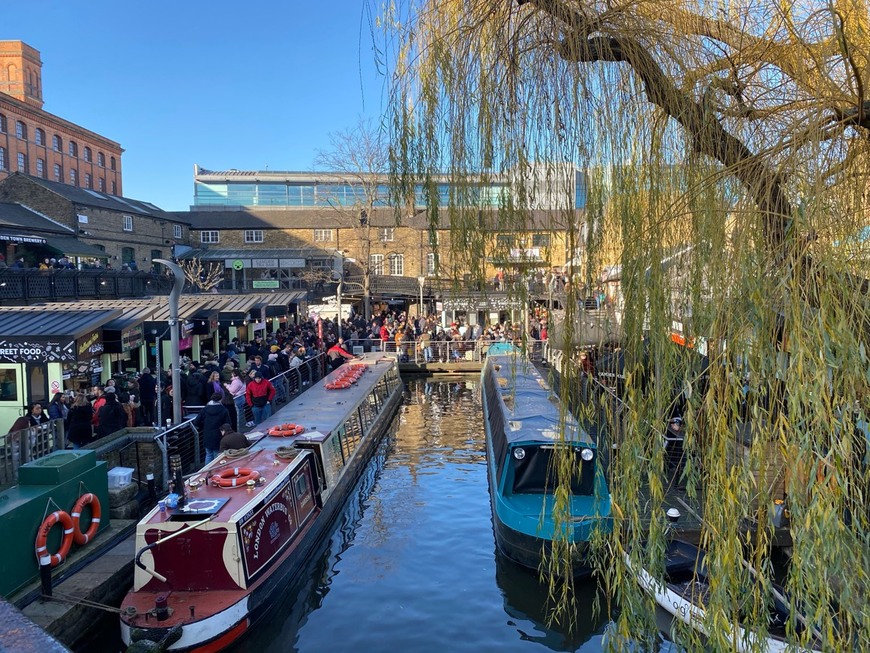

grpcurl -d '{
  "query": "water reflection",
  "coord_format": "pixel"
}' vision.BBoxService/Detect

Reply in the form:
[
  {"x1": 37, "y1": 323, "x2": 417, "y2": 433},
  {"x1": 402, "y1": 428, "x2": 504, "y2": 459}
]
[
  {"x1": 237, "y1": 379, "x2": 614, "y2": 653},
  {"x1": 495, "y1": 552, "x2": 607, "y2": 651}
]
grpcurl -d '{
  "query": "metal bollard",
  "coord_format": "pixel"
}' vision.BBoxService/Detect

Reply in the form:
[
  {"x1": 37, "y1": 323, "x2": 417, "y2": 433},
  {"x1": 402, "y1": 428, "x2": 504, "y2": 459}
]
[
  {"x1": 39, "y1": 556, "x2": 52, "y2": 597},
  {"x1": 146, "y1": 472, "x2": 157, "y2": 502}
]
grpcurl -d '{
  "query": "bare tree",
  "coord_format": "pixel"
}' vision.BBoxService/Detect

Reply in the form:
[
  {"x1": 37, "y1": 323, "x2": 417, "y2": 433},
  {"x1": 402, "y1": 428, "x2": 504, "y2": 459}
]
[
  {"x1": 315, "y1": 118, "x2": 392, "y2": 321},
  {"x1": 178, "y1": 257, "x2": 224, "y2": 293}
]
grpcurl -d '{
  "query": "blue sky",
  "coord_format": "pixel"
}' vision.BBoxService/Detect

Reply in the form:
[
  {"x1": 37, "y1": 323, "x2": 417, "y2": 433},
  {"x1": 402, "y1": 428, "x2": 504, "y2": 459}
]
[{"x1": 5, "y1": 1, "x2": 388, "y2": 210}]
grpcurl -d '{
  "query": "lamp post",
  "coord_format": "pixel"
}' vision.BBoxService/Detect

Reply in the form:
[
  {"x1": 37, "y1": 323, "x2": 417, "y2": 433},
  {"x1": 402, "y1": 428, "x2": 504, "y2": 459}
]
[
  {"x1": 417, "y1": 276, "x2": 426, "y2": 317},
  {"x1": 153, "y1": 258, "x2": 184, "y2": 425}
]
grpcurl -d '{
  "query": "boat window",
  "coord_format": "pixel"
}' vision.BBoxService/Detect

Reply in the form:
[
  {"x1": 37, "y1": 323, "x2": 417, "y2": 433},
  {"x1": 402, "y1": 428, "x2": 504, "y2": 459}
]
[
  {"x1": 511, "y1": 446, "x2": 596, "y2": 495},
  {"x1": 485, "y1": 371, "x2": 509, "y2": 480},
  {"x1": 294, "y1": 470, "x2": 309, "y2": 497}
]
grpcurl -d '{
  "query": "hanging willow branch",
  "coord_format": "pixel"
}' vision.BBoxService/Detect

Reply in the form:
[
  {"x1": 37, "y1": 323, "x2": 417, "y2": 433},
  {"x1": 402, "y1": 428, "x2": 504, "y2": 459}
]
[{"x1": 381, "y1": 0, "x2": 870, "y2": 650}]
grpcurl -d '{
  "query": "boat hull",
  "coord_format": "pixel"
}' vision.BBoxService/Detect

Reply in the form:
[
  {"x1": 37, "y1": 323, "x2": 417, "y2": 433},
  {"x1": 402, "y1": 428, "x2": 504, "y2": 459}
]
[{"x1": 121, "y1": 357, "x2": 403, "y2": 651}]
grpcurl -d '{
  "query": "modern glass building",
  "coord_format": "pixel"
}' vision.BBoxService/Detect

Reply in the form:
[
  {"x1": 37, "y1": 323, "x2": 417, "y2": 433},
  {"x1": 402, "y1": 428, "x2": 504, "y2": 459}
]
[{"x1": 192, "y1": 165, "x2": 587, "y2": 211}]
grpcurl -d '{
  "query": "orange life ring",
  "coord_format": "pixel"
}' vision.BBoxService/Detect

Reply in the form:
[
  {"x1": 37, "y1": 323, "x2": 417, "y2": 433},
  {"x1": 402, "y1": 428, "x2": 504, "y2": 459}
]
[
  {"x1": 211, "y1": 467, "x2": 261, "y2": 488},
  {"x1": 35, "y1": 510, "x2": 74, "y2": 567},
  {"x1": 71, "y1": 493, "x2": 101, "y2": 546},
  {"x1": 268, "y1": 424, "x2": 305, "y2": 437}
]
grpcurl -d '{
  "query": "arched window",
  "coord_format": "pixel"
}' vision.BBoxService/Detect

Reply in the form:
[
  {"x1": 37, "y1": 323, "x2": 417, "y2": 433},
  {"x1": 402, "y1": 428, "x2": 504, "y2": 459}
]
[
  {"x1": 34, "y1": 128, "x2": 45, "y2": 146},
  {"x1": 83, "y1": 146, "x2": 92, "y2": 162},
  {"x1": 110, "y1": 156, "x2": 116, "y2": 171},
  {"x1": 0, "y1": 113, "x2": 7, "y2": 133},
  {"x1": 98, "y1": 177, "x2": 105, "y2": 192},
  {"x1": 52, "y1": 134, "x2": 62, "y2": 151},
  {"x1": 0, "y1": 146, "x2": 6, "y2": 171},
  {"x1": 70, "y1": 169, "x2": 78, "y2": 186},
  {"x1": 15, "y1": 121, "x2": 27, "y2": 140},
  {"x1": 97, "y1": 152, "x2": 105, "y2": 167},
  {"x1": 69, "y1": 141, "x2": 78, "y2": 158},
  {"x1": 53, "y1": 163, "x2": 62, "y2": 182}
]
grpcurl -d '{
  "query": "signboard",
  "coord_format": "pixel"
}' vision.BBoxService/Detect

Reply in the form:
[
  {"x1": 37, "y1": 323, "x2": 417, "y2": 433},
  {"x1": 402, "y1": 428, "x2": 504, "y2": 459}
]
[
  {"x1": 252, "y1": 280, "x2": 279, "y2": 289},
  {"x1": 279, "y1": 258, "x2": 306, "y2": 268},
  {"x1": 0, "y1": 233, "x2": 46, "y2": 244},
  {"x1": 0, "y1": 338, "x2": 76, "y2": 363},
  {"x1": 240, "y1": 483, "x2": 299, "y2": 579},
  {"x1": 182, "y1": 321, "x2": 194, "y2": 336},
  {"x1": 178, "y1": 335, "x2": 193, "y2": 351},
  {"x1": 76, "y1": 329, "x2": 104, "y2": 359},
  {"x1": 121, "y1": 324, "x2": 144, "y2": 352},
  {"x1": 252, "y1": 258, "x2": 278, "y2": 269},
  {"x1": 509, "y1": 247, "x2": 542, "y2": 261}
]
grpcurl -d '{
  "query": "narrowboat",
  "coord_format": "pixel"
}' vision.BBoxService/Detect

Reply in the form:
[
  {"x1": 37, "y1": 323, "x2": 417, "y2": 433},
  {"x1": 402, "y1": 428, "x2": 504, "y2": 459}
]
[
  {"x1": 120, "y1": 354, "x2": 402, "y2": 651},
  {"x1": 626, "y1": 539, "x2": 824, "y2": 653},
  {"x1": 481, "y1": 345, "x2": 611, "y2": 575}
]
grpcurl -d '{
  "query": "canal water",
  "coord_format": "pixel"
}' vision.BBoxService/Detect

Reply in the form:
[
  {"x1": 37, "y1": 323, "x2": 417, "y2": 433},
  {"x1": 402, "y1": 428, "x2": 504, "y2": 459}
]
[{"x1": 236, "y1": 378, "x2": 613, "y2": 653}]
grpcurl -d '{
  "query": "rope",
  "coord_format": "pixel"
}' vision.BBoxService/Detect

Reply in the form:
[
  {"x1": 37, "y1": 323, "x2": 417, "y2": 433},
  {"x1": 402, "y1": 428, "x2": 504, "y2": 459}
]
[
  {"x1": 221, "y1": 447, "x2": 251, "y2": 460},
  {"x1": 275, "y1": 446, "x2": 298, "y2": 459},
  {"x1": 44, "y1": 590, "x2": 124, "y2": 614}
]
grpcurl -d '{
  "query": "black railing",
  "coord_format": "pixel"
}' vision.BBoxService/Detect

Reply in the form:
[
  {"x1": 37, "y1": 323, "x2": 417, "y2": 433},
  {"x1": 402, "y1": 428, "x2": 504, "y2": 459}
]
[{"x1": 0, "y1": 269, "x2": 174, "y2": 304}]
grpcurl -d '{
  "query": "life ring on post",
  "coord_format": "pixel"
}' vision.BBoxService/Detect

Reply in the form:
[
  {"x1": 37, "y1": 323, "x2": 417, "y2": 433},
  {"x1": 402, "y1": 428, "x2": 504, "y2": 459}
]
[
  {"x1": 267, "y1": 424, "x2": 305, "y2": 437},
  {"x1": 211, "y1": 467, "x2": 261, "y2": 488},
  {"x1": 71, "y1": 493, "x2": 101, "y2": 545},
  {"x1": 35, "y1": 510, "x2": 74, "y2": 567}
]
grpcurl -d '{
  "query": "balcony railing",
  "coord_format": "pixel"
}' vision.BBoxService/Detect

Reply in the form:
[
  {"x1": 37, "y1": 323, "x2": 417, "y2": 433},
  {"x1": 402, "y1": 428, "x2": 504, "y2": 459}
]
[{"x1": 0, "y1": 269, "x2": 174, "y2": 304}]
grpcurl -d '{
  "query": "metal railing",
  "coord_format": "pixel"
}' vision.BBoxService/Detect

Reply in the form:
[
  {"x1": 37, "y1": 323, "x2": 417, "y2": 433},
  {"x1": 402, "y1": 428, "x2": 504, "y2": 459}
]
[
  {"x1": 0, "y1": 268, "x2": 173, "y2": 304},
  {"x1": 0, "y1": 419, "x2": 66, "y2": 490},
  {"x1": 366, "y1": 337, "x2": 546, "y2": 364}
]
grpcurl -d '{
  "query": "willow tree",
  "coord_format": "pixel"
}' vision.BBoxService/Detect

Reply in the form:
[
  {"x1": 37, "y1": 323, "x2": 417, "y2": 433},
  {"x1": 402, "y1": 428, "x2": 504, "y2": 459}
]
[{"x1": 383, "y1": 1, "x2": 870, "y2": 650}]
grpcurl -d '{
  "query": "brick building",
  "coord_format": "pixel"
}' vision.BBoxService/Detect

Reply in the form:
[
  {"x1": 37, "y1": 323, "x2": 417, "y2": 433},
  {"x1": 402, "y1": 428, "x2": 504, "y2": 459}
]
[
  {"x1": 0, "y1": 173, "x2": 186, "y2": 268},
  {"x1": 0, "y1": 40, "x2": 123, "y2": 195}
]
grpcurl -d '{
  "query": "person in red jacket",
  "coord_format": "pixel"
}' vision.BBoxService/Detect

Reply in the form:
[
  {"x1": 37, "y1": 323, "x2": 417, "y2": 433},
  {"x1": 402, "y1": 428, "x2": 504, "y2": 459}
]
[
  {"x1": 91, "y1": 386, "x2": 106, "y2": 426},
  {"x1": 327, "y1": 338, "x2": 355, "y2": 371},
  {"x1": 245, "y1": 371, "x2": 276, "y2": 425}
]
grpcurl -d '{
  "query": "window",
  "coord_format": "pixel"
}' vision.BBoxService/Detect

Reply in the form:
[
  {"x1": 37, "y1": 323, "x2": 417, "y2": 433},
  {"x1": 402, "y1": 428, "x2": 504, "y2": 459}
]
[
  {"x1": 54, "y1": 163, "x2": 62, "y2": 181},
  {"x1": 173, "y1": 224, "x2": 183, "y2": 239},
  {"x1": 0, "y1": 147, "x2": 5, "y2": 171},
  {"x1": 83, "y1": 147, "x2": 92, "y2": 162},
  {"x1": 84, "y1": 173, "x2": 92, "y2": 189},
  {"x1": 97, "y1": 152, "x2": 105, "y2": 167},
  {"x1": 36, "y1": 158, "x2": 45, "y2": 178},
  {"x1": 121, "y1": 246, "x2": 135, "y2": 263},
  {"x1": 69, "y1": 141, "x2": 78, "y2": 158},
  {"x1": 70, "y1": 169, "x2": 77, "y2": 186},
  {"x1": 427, "y1": 252, "x2": 436, "y2": 275},
  {"x1": 15, "y1": 121, "x2": 27, "y2": 140},
  {"x1": 111, "y1": 180, "x2": 117, "y2": 195},
  {"x1": 379, "y1": 227, "x2": 395, "y2": 242},
  {"x1": 53, "y1": 134, "x2": 62, "y2": 151},
  {"x1": 0, "y1": 113, "x2": 6, "y2": 133},
  {"x1": 314, "y1": 229, "x2": 333, "y2": 242},
  {"x1": 110, "y1": 156, "x2": 116, "y2": 170},
  {"x1": 388, "y1": 253, "x2": 404, "y2": 276},
  {"x1": 244, "y1": 229, "x2": 263, "y2": 243},
  {"x1": 200, "y1": 230, "x2": 219, "y2": 244},
  {"x1": 122, "y1": 215, "x2": 133, "y2": 231},
  {"x1": 532, "y1": 233, "x2": 551, "y2": 248},
  {"x1": 17, "y1": 152, "x2": 27, "y2": 173},
  {"x1": 98, "y1": 177, "x2": 105, "y2": 191},
  {"x1": 34, "y1": 128, "x2": 45, "y2": 146},
  {"x1": 496, "y1": 234, "x2": 515, "y2": 247},
  {"x1": 369, "y1": 254, "x2": 384, "y2": 275},
  {"x1": 0, "y1": 369, "x2": 18, "y2": 401}
]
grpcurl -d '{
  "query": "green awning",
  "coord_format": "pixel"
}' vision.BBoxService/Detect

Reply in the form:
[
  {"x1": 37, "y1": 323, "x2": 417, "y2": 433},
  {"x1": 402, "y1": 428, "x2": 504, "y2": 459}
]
[{"x1": 44, "y1": 235, "x2": 110, "y2": 258}]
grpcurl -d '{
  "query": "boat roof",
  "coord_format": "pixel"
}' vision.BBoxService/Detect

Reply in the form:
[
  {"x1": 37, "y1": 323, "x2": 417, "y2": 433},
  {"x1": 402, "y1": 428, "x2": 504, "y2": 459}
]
[
  {"x1": 140, "y1": 354, "x2": 397, "y2": 528},
  {"x1": 487, "y1": 353, "x2": 594, "y2": 447}
]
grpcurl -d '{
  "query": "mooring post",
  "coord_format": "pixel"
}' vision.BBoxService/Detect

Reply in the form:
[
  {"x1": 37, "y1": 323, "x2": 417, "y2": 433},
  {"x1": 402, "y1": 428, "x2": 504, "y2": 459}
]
[{"x1": 39, "y1": 556, "x2": 52, "y2": 598}]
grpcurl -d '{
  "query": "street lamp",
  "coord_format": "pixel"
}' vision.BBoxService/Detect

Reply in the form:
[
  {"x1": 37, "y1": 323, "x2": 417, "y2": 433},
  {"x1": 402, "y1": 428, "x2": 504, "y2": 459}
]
[
  {"x1": 417, "y1": 276, "x2": 426, "y2": 317},
  {"x1": 335, "y1": 251, "x2": 344, "y2": 340},
  {"x1": 153, "y1": 258, "x2": 184, "y2": 425}
]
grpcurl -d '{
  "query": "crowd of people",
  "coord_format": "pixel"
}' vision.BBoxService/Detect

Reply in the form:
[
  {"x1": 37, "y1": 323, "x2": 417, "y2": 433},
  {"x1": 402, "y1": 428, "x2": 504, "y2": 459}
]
[{"x1": 5, "y1": 307, "x2": 548, "y2": 453}]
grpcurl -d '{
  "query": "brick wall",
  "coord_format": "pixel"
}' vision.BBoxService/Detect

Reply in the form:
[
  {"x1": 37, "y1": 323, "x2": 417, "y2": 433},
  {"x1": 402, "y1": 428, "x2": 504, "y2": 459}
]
[{"x1": 0, "y1": 95, "x2": 122, "y2": 194}]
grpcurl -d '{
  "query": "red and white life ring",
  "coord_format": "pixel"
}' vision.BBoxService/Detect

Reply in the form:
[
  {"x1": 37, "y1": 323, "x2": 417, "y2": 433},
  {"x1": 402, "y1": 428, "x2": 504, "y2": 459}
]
[
  {"x1": 211, "y1": 467, "x2": 261, "y2": 488},
  {"x1": 267, "y1": 424, "x2": 305, "y2": 437},
  {"x1": 35, "y1": 510, "x2": 74, "y2": 567},
  {"x1": 71, "y1": 493, "x2": 101, "y2": 546}
]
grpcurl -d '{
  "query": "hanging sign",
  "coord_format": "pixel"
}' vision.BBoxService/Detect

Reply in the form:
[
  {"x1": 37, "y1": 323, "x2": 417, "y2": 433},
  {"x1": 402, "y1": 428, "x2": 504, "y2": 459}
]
[
  {"x1": 121, "y1": 324, "x2": 144, "y2": 352},
  {"x1": 76, "y1": 329, "x2": 104, "y2": 359},
  {"x1": 0, "y1": 338, "x2": 76, "y2": 363}
]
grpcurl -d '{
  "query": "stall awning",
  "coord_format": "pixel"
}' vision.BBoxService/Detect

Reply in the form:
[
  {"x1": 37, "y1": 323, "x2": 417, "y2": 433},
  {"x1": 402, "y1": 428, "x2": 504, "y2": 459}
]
[
  {"x1": 102, "y1": 306, "x2": 156, "y2": 354},
  {"x1": 0, "y1": 308, "x2": 121, "y2": 363},
  {"x1": 44, "y1": 235, "x2": 110, "y2": 259}
]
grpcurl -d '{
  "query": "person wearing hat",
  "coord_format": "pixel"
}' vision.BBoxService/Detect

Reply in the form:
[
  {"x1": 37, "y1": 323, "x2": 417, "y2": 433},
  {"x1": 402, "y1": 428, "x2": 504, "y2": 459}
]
[
  {"x1": 219, "y1": 423, "x2": 248, "y2": 452},
  {"x1": 245, "y1": 371, "x2": 276, "y2": 425},
  {"x1": 97, "y1": 387, "x2": 126, "y2": 439}
]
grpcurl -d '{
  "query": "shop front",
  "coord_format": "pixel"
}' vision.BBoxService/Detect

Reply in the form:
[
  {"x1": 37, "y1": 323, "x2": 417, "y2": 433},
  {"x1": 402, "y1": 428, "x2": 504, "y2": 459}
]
[
  {"x1": 0, "y1": 309, "x2": 120, "y2": 432},
  {"x1": 102, "y1": 307, "x2": 154, "y2": 379}
]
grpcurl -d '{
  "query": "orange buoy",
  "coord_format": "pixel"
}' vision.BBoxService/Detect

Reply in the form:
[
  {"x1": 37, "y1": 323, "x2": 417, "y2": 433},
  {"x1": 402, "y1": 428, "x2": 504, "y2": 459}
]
[{"x1": 211, "y1": 467, "x2": 261, "y2": 488}]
